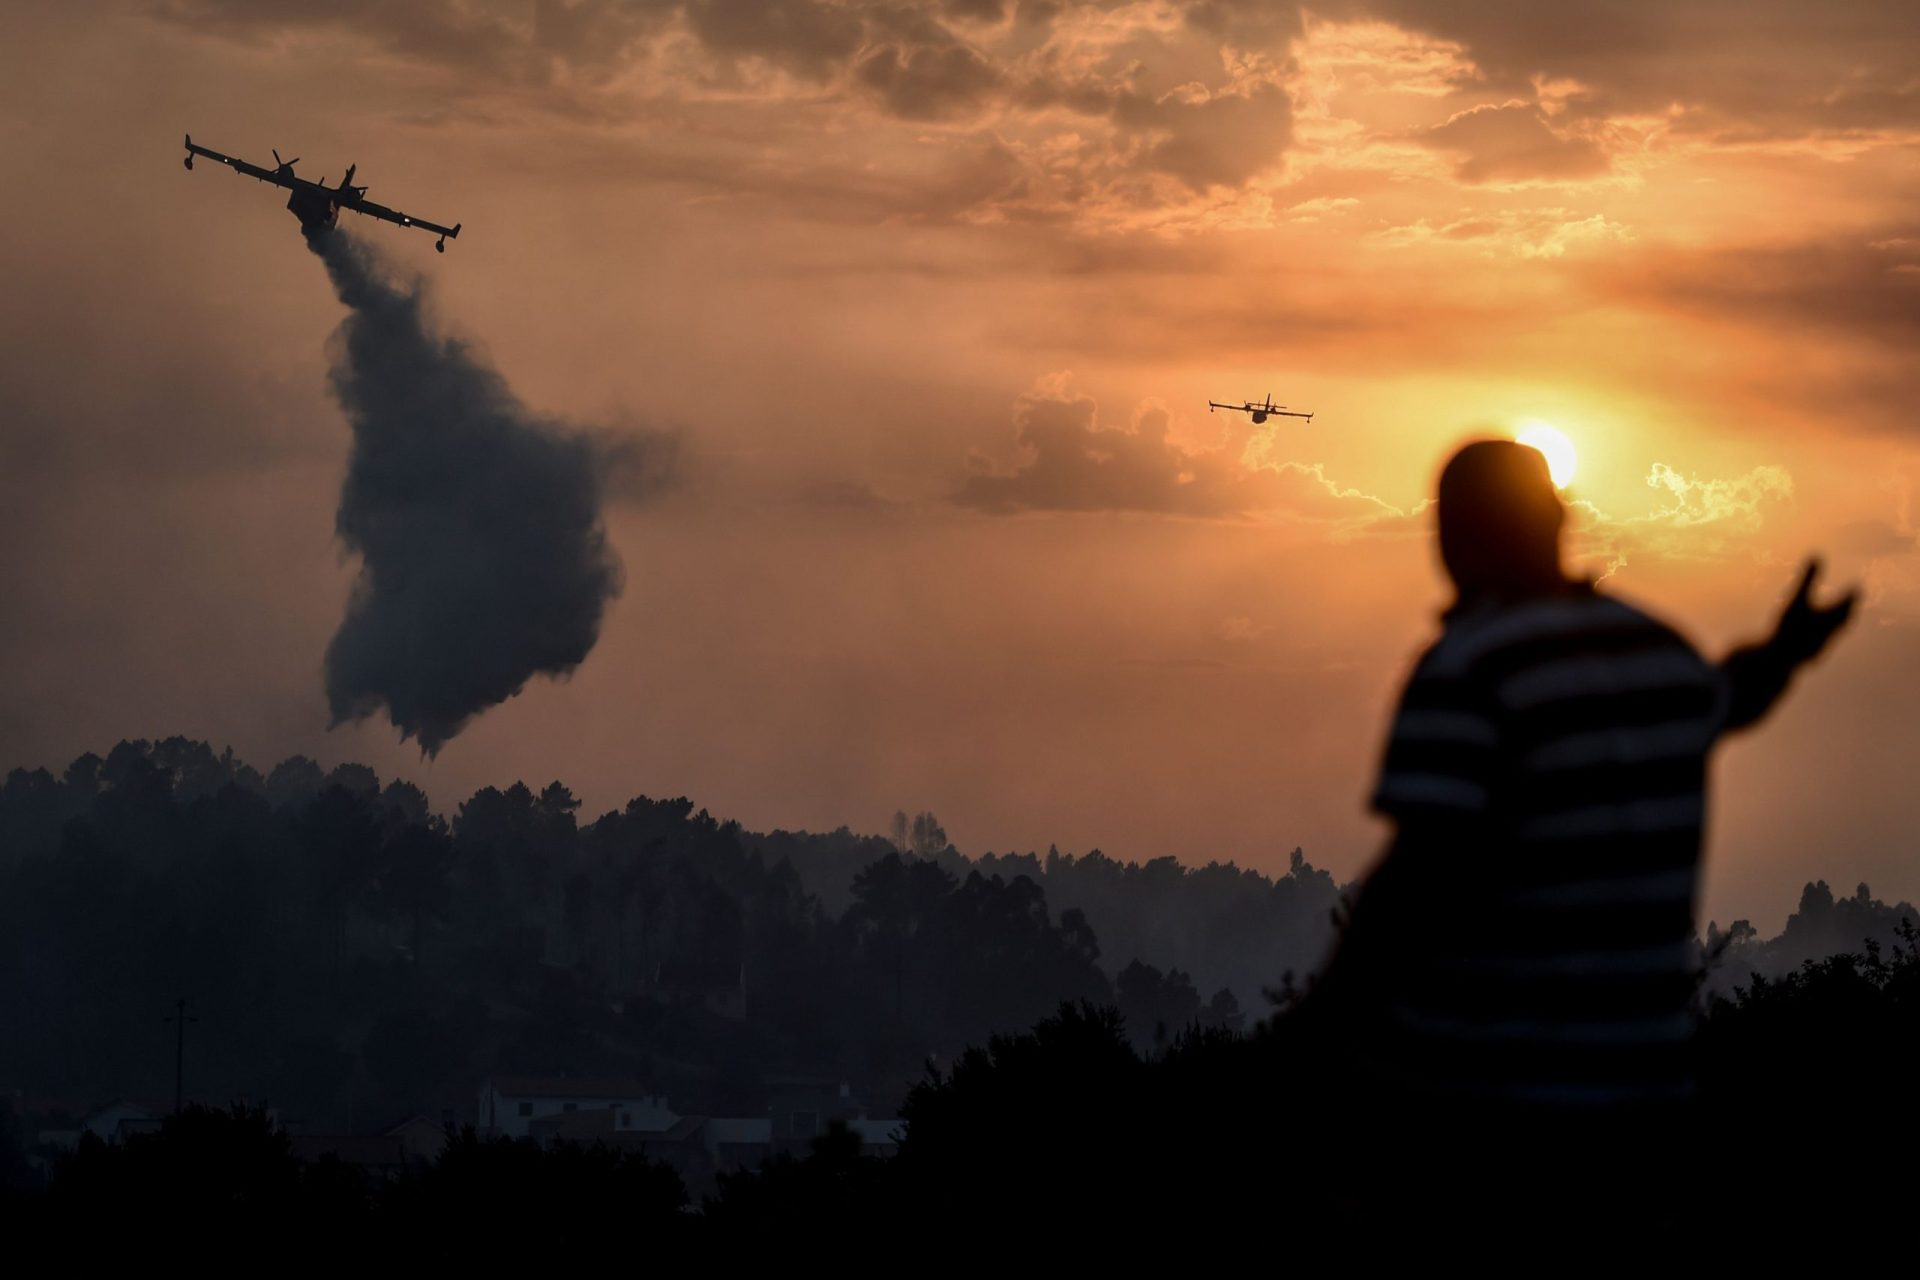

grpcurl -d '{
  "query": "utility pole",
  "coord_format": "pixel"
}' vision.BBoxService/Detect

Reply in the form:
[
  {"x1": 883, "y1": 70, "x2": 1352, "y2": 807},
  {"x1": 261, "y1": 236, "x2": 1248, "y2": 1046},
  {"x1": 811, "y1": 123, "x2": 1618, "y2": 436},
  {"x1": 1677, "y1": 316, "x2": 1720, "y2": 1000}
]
[{"x1": 162, "y1": 997, "x2": 197, "y2": 1114}]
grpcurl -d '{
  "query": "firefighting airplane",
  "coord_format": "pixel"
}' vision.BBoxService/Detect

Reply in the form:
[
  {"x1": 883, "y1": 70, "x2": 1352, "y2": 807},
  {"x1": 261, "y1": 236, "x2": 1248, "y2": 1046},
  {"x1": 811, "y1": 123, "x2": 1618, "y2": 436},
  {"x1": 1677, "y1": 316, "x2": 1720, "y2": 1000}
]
[
  {"x1": 182, "y1": 135, "x2": 462, "y2": 252},
  {"x1": 1207, "y1": 393, "x2": 1313, "y2": 425}
]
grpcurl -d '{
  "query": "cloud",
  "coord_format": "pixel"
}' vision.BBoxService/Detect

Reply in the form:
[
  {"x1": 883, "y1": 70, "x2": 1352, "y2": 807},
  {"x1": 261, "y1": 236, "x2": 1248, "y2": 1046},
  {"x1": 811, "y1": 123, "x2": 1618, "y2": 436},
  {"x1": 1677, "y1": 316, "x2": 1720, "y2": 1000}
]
[
  {"x1": 955, "y1": 375, "x2": 1401, "y2": 523},
  {"x1": 1569, "y1": 460, "x2": 1797, "y2": 579},
  {"x1": 854, "y1": 36, "x2": 1005, "y2": 121},
  {"x1": 1618, "y1": 230, "x2": 1920, "y2": 349},
  {"x1": 1135, "y1": 79, "x2": 1296, "y2": 191},
  {"x1": 683, "y1": 0, "x2": 866, "y2": 81},
  {"x1": 1314, "y1": 0, "x2": 1920, "y2": 142},
  {"x1": 1416, "y1": 100, "x2": 1610, "y2": 183},
  {"x1": 1640, "y1": 462, "x2": 1794, "y2": 527},
  {"x1": 149, "y1": 0, "x2": 617, "y2": 86},
  {"x1": 1602, "y1": 228, "x2": 1920, "y2": 435},
  {"x1": 147, "y1": 0, "x2": 1920, "y2": 246},
  {"x1": 149, "y1": 0, "x2": 1301, "y2": 226},
  {"x1": 1379, "y1": 206, "x2": 1633, "y2": 257}
]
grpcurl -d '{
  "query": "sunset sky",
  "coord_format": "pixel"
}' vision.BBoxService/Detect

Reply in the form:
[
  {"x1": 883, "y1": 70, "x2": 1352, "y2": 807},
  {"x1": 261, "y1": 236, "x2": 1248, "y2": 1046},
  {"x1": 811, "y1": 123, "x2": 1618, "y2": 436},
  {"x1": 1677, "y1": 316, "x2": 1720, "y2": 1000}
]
[{"x1": 4, "y1": 1, "x2": 1918, "y2": 930}]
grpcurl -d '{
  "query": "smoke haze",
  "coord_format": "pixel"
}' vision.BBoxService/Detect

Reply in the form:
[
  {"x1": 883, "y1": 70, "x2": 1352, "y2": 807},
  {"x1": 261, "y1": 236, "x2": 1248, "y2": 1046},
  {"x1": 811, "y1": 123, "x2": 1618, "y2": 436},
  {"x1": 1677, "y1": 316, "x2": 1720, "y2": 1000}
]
[{"x1": 306, "y1": 228, "x2": 627, "y2": 755}]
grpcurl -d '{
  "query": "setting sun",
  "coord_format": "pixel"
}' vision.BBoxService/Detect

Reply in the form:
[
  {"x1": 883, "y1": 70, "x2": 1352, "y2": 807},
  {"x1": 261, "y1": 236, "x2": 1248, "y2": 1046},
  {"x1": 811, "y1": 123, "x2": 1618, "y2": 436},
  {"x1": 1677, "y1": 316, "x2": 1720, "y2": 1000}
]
[{"x1": 1516, "y1": 422, "x2": 1578, "y2": 488}]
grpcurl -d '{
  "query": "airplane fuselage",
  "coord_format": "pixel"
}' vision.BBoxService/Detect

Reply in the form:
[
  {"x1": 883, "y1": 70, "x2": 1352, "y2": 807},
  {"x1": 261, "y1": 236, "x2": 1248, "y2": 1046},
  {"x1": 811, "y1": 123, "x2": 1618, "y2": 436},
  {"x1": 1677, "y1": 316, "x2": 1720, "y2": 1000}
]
[{"x1": 285, "y1": 178, "x2": 339, "y2": 232}]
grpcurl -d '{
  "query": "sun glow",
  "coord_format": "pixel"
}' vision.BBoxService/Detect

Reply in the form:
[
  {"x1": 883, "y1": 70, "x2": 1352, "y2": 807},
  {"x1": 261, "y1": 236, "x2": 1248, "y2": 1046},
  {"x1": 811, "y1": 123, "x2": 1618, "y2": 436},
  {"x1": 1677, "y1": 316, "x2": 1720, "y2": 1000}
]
[{"x1": 1515, "y1": 421, "x2": 1578, "y2": 488}]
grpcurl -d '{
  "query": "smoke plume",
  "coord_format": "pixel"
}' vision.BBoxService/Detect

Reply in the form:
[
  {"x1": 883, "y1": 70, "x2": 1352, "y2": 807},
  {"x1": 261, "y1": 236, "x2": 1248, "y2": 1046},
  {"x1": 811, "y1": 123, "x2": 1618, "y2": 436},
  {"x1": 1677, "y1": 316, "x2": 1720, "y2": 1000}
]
[{"x1": 305, "y1": 228, "x2": 627, "y2": 755}]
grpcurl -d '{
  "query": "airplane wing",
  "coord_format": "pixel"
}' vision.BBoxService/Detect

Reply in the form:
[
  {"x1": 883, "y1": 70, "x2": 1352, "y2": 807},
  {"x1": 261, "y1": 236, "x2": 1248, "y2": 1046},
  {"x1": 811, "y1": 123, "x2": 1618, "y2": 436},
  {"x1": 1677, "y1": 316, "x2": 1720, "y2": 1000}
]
[
  {"x1": 185, "y1": 138, "x2": 297, "y2": 189},
  {"x1": 336, "y1": 191, "x2": 461, "y2": 241}
]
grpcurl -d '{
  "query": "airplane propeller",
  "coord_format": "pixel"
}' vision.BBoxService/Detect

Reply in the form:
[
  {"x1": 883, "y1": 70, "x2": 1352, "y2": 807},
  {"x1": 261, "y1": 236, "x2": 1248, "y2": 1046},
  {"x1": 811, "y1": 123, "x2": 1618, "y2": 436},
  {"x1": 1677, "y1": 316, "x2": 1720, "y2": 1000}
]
[{"x1": 272, "y1": 148, "x2": 300, "y2": 170}]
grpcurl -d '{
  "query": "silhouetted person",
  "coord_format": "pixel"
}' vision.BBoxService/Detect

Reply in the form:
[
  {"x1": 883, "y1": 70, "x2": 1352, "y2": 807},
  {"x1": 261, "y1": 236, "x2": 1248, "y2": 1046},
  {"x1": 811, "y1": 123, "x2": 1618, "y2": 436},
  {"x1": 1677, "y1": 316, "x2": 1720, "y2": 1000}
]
[{"x1": 1313, "y1": 439, "x2": 1854, "y2": 1236}]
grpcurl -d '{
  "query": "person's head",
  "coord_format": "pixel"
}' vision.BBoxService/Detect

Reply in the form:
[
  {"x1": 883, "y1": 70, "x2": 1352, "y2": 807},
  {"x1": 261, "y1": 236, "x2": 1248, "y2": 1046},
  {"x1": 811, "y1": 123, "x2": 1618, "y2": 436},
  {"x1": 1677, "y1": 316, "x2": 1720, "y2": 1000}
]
[{"x1": 1436, "y1": 439, "x2": 1569, "y2": 604}]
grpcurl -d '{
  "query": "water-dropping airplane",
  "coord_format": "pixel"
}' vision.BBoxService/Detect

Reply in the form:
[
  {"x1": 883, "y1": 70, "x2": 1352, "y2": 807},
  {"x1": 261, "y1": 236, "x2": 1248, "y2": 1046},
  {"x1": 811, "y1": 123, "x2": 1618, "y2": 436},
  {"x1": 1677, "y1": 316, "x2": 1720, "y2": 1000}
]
[
  {"x1": 182, "y1": 134, "x2": 462, "y2": 252},
  {"x1": 1207, "y1": 393, "x2": 1313, "y2": 425}
]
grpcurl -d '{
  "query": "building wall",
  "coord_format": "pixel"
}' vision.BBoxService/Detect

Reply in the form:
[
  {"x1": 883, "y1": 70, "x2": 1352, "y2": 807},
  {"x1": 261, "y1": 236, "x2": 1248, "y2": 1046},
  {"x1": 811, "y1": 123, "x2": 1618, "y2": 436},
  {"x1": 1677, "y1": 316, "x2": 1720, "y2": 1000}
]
[{"x1": 480, "y1": 1084, "x2": 677, "y2": 1139}]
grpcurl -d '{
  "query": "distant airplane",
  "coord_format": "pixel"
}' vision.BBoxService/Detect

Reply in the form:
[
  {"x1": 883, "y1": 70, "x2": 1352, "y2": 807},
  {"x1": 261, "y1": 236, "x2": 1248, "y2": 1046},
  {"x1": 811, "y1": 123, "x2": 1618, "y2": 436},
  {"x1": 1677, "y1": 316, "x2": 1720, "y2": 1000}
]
[
  {"x1": 1208, "y1": 393, "x2": 1313, "y2": 425},
  {"x1": 182, "y1": 134, "x2": 462, "y2": 252}
]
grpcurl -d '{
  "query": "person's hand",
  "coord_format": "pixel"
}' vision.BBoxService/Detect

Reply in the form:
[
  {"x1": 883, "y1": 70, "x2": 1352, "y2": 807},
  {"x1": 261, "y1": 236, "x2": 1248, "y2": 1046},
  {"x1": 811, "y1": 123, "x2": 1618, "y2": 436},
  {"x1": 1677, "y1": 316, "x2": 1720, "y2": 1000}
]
[{"x1": 1770, "y1": 559, "x2": 1857, "y2": 667}]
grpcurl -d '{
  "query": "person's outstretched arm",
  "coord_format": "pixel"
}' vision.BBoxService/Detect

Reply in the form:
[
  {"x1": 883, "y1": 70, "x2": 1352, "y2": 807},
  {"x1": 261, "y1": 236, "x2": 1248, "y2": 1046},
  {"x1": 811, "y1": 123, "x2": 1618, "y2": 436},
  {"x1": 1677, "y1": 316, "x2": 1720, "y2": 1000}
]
[{"x1": 1721, "y1": 559, "x2": 1857, "y2": 734}]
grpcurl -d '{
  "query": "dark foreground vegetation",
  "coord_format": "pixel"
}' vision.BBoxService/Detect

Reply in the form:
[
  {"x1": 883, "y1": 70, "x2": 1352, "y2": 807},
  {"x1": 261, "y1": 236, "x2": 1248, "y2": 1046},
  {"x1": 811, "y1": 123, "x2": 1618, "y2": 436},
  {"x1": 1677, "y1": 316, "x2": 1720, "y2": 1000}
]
[
  {"x1": 3, "y1": 737, "x2": 1916, "y2": 1246},
  {"x1": 7, "y1": 930, "x2": 1917, "y2": 1250}
]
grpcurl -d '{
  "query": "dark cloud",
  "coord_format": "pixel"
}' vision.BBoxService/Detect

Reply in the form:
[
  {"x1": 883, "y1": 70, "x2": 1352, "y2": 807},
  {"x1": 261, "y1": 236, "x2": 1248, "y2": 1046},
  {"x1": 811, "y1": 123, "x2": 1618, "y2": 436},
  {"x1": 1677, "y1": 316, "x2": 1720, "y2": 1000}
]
[
  {"x1": 530, "y1": 0, "x2": 676, "y2": 76},
  {"x1": 1011, "y1": 62, "x2": 1295, "y2": 195},
  {"x1": 1183, "y1": 0, "x2": 1306, "y2": 43},
  {"x1": 855, "y1": 39, "x2": 1005, "y2": 121},
  {"x1": 1136, "y1": 81, "x2": 1295, "y2": 191},
  {"x1": 1417, "y1": 102, "x2": 1609, "y2": 183},
  {"x1": 152, "y1": 1, "x2": 1920, "y2": 153},
  {"x1": 1616, "y1": 230, "x2": 1920, "y2": 348},
  {"x1": 1587, "y1": 227, "x2": 1920, "y2": 434},
  {"x1": 151, "y1": 1, "x2": 1298, "y2": 208},
  {"x1": 943, "y1": 0, "x2": 1009, "y2": 21},
  {"x1": 955, "y1": 380, "x2": 1399, "y2": 521},
  {"x1": 683, "y1": 0, "x2": 865, "y2": 81},
  {"x1": 1319, "y1": 0, "x2": 1920, "y2": 139},
  {"x1": 150, "y1": 0, "x2": 563, "y2": 84},
  {"x1": 306, "y1": 228, "x2": 642, "y2": 755}
]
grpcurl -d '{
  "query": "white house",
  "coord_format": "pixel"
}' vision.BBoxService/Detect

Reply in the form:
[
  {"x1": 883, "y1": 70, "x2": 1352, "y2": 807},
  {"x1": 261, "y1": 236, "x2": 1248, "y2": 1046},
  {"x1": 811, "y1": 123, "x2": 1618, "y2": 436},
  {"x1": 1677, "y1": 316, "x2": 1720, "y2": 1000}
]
[{"x1": 478, "y1": 1076, "x2": 678, "y2": 1139}]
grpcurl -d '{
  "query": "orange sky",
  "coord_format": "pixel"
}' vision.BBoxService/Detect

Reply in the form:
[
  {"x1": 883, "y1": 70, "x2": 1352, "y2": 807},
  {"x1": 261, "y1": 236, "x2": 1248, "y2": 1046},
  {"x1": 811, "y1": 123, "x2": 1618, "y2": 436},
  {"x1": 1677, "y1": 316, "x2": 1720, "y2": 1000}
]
[{"x1": 3, "y1": 2, "x2": 1918, "y2": 929}]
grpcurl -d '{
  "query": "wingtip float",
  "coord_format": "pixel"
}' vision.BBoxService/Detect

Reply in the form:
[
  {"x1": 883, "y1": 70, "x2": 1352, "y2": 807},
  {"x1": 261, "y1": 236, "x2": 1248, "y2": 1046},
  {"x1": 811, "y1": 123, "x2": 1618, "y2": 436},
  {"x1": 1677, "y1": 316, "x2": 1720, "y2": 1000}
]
[{"x1": 183, "y1": 133, "x2": 462, "y2": 252}]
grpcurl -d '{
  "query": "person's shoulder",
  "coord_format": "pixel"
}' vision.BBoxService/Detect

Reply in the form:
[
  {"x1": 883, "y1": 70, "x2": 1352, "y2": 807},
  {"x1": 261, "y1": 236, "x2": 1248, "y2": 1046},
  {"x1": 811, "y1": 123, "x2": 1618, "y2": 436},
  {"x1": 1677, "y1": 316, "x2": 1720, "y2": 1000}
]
[
  {"x1": 1581, "y1": 587, "x2": 1699, "y2": 651},
  {"x1": 1442, "y1": 585, "x2": 1696, "y2": 664}
]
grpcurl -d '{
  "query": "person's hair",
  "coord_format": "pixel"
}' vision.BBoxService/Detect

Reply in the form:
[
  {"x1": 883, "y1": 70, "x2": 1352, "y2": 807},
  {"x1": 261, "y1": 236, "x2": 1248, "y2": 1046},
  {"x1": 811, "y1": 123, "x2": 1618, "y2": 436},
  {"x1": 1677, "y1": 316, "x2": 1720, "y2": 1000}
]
[{"x1": 1436, "y1": 439, "x2": 1569, "y2": 606}]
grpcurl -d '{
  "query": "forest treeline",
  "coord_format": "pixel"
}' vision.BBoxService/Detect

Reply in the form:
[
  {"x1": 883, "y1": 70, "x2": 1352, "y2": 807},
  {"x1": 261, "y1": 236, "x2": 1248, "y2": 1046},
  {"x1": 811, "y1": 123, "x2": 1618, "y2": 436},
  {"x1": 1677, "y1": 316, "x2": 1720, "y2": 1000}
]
[
  {"x1": 1, "y1": 737, "x2": 1911, "y2": 1137},
  {"x1": 0, "y1": 739, "x2": 1249, "y2": 1130},
  {"x1": 752, "y1": 813, "x2": 1342, "y2": 1014}
]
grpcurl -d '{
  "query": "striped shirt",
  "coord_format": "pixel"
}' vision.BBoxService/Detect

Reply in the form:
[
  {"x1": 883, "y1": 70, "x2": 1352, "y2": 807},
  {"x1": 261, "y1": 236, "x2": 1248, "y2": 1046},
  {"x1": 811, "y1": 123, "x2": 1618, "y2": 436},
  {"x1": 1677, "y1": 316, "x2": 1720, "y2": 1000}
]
[{"x1": 1363, "y1": 586, "x2": 1725, "y2": 1106}]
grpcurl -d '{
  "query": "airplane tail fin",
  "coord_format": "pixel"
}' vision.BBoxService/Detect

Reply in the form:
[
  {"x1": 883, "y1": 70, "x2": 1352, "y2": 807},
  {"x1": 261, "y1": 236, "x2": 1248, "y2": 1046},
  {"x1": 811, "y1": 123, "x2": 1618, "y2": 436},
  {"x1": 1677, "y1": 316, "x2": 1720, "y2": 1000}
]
[{"x1": 451, "y1": 223, "x2": 462, "y2": 238}]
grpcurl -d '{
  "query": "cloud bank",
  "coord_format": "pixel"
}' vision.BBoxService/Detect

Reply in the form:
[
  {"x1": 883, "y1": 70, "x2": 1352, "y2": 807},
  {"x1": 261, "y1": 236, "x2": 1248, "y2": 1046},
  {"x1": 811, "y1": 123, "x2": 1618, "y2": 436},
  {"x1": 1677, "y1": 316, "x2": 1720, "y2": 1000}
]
[{"x1": 956, "y1": 376, "x2": 1400, "y2": 524}]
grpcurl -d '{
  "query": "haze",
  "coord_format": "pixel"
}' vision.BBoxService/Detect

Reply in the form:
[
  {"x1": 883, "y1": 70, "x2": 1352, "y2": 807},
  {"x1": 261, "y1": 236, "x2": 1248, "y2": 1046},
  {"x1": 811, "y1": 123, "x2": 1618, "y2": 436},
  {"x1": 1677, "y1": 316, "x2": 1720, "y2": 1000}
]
[{"x1": 4, "y1": 1, "x2": 1918, "y2": 931}]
